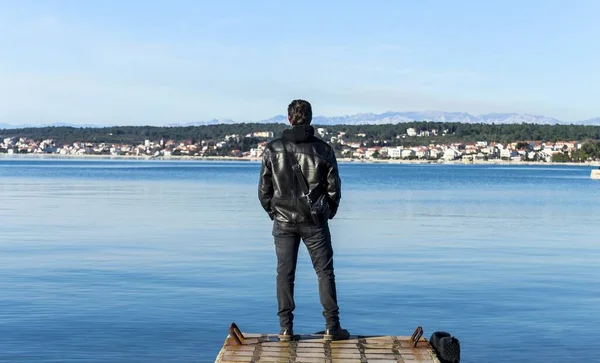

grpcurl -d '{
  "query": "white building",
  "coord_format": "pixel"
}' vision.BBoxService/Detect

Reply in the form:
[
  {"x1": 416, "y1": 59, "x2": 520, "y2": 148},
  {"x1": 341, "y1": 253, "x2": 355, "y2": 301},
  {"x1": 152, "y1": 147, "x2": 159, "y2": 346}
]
[
  {"x1": 429, "y1": 148, "x2": 442, "y2": 159},
  {"x1": 250, "y1": 148, "x2": 264, "y2": 158},
  {"x1": 443, "y1": 148, "x2": 460, "y2": 161},
  {"x1": 401, "y1": 149, "x2": 415, "y2": 158},
  {"x1": 388, "y1": 147, "x2": 402, "y2": 159},
  {"x1": 415, "y1": 148, "x2": 430, "y2": 159},
  {"x1": 500, "y1": 149, "x2": 519, "y2": 159},
  {"x1": 248, "y1": 131, "x2": 274, "y2": 138}
]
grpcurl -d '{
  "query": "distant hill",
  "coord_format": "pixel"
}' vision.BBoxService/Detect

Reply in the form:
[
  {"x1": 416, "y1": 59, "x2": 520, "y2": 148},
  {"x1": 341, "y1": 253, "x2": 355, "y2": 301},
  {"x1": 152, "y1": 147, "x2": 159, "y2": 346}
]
[
  {"x1": 2, "y1": 111, "x2": 600, "y2": 129},
  {"x1": 185, "y1": 111, "x2": 599, "y2": 126},
  {"x1": 311, "y1": 111, "x2": 565, "y2": 125},
  {"x1": 0, "y1": 122, "x2": 103, "y2": 129},
  {"x1": 581, "y1": 118, "x2": 600, "y2": 126}
]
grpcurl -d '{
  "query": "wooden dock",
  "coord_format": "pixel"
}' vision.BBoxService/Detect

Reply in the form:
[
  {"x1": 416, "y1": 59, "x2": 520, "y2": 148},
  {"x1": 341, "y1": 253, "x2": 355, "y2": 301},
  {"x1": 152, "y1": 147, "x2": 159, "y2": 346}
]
[{"x1": 215, "y1": 323, "x2": 443, "y2": 363}]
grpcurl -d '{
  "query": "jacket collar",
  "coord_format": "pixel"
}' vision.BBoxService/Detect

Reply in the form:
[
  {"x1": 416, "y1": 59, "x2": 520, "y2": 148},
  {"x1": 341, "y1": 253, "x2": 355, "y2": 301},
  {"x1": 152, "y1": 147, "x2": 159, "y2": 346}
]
[{"x1": 282, "y1": 125, "x2": 315, "y2": 144}]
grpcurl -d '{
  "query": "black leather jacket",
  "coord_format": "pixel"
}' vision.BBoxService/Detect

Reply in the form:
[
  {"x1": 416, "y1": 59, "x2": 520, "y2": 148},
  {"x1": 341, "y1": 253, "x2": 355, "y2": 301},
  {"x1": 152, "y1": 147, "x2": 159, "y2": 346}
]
[{"x1": 258, "y1": 125, "x2": 341, "y2": 224}]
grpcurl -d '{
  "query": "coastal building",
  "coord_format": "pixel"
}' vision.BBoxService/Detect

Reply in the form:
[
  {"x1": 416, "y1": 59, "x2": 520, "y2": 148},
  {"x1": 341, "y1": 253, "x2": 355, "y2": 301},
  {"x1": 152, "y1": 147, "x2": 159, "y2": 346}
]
[
  {"x1": 429, "y1": 148, "x2": 442, "y2": 159},
  {"x1": 464, "y1": 144, "x2": 478, "y2": 154},
  {"x1": 500, "y1": 149, "x2": 514, "y2": 159},
  {"x1": 401, "y1": 148, "x2": 415, "y2": 158},
  {"x1": 554, "y1": 141, "x2": 577, "y2": 151},
  {"x1": 387, "y1": 147, "x2": 402, "y2": 159},
  {"x1": 415, "y1": 147, "x2": 430, "y2": 159},
  {"x1": 365, "y1": 147, "x2": 381, "y2": 158},
  {"x1": 246, "y1": 131, "x2": 273, "y2": 138},
  {"x1": 346, "y1": 142, "x2": 362, "y2": 148},
  {"x1": 443, "y1": 148, "x2": 460, "y2": 161},
  {"x1": 352, "y1": 149, "x2": 366, "y2": 159},
  {"x1": 378, "y1": 147, "x2": 389, "y2": 157},
  {"x1": 250, "y1": 147, "x2": 263, "y2": 158},
  {"x1": 543, "y1": 145, "x2": 556, "y2": 155}
]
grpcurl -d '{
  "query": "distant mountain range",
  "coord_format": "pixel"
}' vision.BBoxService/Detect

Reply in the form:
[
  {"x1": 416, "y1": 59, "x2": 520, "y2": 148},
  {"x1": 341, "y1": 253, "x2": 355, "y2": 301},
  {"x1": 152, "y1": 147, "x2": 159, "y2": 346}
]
[
  {"x1": 0, "y1": 122, "x2": 105, "y2": 129},
  {"x1": 2, "y1": 111, "x2": 600, "y2": 129}
]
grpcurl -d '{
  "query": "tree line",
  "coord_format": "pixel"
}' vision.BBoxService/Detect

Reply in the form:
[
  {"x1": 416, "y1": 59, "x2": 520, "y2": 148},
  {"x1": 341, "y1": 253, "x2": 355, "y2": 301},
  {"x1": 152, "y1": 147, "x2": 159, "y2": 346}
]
[{"x1": 1, "y1": 121, "x2": 600, "y2": 146}]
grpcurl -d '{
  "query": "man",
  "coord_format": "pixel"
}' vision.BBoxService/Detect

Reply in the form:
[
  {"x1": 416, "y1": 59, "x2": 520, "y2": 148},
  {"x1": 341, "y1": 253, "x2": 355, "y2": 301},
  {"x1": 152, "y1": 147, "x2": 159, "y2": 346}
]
[{"x1": 258, "y1": 99, "x2": 350, "y2": 342}]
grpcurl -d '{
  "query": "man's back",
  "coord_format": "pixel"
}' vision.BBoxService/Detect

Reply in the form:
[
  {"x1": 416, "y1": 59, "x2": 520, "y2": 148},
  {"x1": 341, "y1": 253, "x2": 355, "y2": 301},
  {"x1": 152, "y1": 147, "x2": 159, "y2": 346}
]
[{"x1": 258, "y1": 123, "x2": 341, "y2": 225}]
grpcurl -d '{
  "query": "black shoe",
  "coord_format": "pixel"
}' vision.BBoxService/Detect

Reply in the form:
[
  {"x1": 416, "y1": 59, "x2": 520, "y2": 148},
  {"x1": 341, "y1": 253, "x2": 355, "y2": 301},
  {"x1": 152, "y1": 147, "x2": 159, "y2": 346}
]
[
  {"x1": 323, "y1": 326, "x2": 350, "y2": 341},
  {"x1": 278, "y1": 328, "x2": 294, "y2": 342}
]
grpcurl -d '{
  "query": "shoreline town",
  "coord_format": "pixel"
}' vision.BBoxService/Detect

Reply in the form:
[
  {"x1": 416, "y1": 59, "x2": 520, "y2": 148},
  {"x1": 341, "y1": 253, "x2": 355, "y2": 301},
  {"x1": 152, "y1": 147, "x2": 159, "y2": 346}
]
[
  {"x1": 3, "y1": 151, "x2": 600, "y2": 168},
  {"x1": 2, "y1": 126, "x2": 600, "y2": 167}
]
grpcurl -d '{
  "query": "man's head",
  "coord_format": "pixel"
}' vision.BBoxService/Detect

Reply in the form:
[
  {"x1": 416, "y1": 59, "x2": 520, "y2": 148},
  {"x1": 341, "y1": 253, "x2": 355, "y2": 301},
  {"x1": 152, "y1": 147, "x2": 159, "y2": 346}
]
[{"x1": 287, "y1": 99, "x2": 312, "y2": 126}]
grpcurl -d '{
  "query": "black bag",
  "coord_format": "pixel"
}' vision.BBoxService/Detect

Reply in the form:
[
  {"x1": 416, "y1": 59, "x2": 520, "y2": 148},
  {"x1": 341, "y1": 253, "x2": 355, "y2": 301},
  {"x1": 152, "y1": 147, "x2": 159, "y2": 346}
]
[
  {"x1": 281, "y1": 140, "x2": 330, "y2": 227},
  {"x1": 429, "y1": 331, "x2": 460, "y2": 363}
]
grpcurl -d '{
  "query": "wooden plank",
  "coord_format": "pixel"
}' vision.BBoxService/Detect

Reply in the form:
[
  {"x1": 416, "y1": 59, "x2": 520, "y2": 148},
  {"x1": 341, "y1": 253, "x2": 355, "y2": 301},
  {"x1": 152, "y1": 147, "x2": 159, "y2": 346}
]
[{"x1": 215, "y1": 330, "x2": 442, "y2": 363}]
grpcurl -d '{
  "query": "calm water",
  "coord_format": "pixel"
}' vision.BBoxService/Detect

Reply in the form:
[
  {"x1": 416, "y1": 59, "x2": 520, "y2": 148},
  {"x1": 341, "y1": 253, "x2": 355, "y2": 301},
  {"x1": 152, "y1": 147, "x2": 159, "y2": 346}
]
[{"x1": 1, "y1": 157, "x2": 599, "y2": 363}]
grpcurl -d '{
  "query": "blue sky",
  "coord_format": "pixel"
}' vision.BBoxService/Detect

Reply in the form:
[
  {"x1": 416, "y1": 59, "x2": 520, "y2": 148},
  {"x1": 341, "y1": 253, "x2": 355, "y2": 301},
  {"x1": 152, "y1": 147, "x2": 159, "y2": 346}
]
[{"x1": 0, "y1": 0, "x2": 598, "y2": 125}]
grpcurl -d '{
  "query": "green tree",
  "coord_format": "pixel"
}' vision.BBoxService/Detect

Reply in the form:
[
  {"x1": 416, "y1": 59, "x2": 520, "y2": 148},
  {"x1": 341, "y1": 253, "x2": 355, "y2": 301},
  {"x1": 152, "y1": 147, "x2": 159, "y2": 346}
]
[
  {"x1": 570, "y1": 149, "x2": 588, "y2": 162},
  {"x1": 515, "y1": 141, "x2": 530, "y2": 150},
  {"x1": 551, "y1": 152, "x2": 570, "y2": 163}
]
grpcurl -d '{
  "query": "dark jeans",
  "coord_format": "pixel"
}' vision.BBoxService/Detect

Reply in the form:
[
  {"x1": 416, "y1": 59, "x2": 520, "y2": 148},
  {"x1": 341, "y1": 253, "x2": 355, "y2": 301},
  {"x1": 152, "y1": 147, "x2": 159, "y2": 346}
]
[{"x1": 272, "y1": 220, "x2": 340, "y2": 330}]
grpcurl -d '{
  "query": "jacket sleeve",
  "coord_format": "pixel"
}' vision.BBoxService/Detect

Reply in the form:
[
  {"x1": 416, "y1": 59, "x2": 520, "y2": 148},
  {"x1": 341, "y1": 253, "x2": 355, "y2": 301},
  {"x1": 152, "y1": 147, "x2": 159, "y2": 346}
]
[
  {"x1": 258, "y1": 148, "x2": 275, "y2": 220},
  {"x1": 325, "y1": 148, "x2": 342, "y2": 219}
]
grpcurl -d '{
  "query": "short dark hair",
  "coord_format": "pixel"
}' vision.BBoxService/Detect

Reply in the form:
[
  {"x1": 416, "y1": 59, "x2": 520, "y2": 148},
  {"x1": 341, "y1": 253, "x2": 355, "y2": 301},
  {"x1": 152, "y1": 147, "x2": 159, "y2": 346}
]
[{"x1": 287, "y1": 99, "x2": 312, "y2": 125}]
